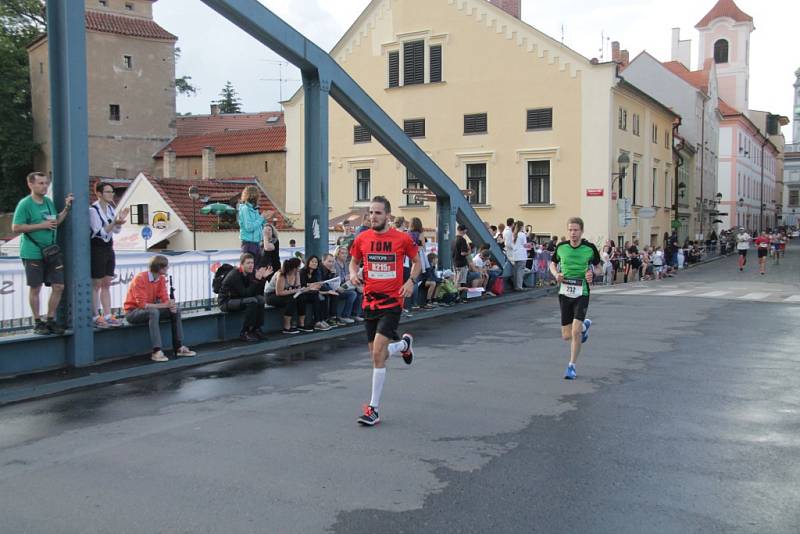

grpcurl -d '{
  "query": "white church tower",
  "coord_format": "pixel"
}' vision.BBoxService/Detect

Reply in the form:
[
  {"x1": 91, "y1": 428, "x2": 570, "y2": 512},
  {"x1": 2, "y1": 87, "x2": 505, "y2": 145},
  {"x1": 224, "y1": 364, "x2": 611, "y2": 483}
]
[{"x1": 695, "y1": 0, "x2": 754, "y2": 112}]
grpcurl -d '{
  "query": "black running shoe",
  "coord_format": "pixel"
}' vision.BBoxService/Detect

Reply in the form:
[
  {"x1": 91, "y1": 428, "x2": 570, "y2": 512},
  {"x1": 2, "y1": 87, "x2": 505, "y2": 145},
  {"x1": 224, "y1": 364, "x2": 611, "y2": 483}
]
[
  {"x1": 33, "y1": 320, "x2": 49, "y2": 335},
  {"x1": 298, "y1": 325, "x2": 314, "y2": 333},
  {"x1": 400, "y1": 333, "x2": 414, "y2": 365},
  {"x1": 46, "y1": 319, "x2": 65, "y2": 335},
  {"x1": 357, "y1": 404, "x2": 380, "y2": 426}
]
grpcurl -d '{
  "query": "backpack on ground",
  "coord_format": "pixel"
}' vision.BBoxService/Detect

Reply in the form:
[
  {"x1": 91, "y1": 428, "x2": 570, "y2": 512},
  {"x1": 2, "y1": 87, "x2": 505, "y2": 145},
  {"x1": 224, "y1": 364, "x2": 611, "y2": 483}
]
[{"x1": 212, "y1": 263, "x2": 235, "y2": 294}]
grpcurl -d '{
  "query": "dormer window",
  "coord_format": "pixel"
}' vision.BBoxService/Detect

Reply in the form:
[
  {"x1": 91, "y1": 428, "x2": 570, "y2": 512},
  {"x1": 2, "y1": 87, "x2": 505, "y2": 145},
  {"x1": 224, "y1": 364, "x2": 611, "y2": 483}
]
[
  {"x1": 125, "y1": 2, "x2": 134, "y2": 11},
  {"x1": 713, "y1": 39, "x2": 729, "y2": 64}
]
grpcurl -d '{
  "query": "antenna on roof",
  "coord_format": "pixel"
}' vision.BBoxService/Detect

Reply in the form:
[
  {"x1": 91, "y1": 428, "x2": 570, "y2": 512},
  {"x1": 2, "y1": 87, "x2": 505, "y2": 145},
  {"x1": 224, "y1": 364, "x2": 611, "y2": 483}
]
[
  {"x1": 599, "y1": 31, "x2": 610, "y2": 61},
  {"x1": 260, "y1": 59, "x2": 300, "y2": 110},
  {"x1": 561, "y1": 23, "x2": 565, "y2": 45}
]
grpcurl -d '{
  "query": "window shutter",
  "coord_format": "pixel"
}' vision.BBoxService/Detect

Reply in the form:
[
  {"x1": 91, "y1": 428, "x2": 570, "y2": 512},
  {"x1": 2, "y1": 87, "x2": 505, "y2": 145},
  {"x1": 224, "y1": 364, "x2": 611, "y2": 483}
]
[
  {"x1": 404, "y1": 119, "x2": 426, "y2": 138},
  {"x1": 353, "y1": 125, "x2": 372, "y2": 143},
  {"x1": 403, "y1": 40, "x2": 424, "y2": 85},
  {"x1": 430, "y1": 45, "x2": 442, "y2": 83},
  {"x1": 464, "y1": 113, "x2": 487, "y2": 134},
  {"x1": 526, "y1": 108, "x2": 553, "y2": 130},
  {"x1": 388, "y1": 51, "x2": 399, "y2": 88}
]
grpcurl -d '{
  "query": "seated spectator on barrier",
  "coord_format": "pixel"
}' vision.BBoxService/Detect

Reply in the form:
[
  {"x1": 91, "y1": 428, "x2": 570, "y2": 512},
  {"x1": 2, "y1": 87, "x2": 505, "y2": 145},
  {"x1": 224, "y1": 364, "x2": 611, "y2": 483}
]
[
  {"x1": 318, "y1": 253, "x2": 351, "y2": 326},
  {"x1": 333, "y1": 246, "x2": 361, "y2": 321},
  {"x1": 124, "y1": 255, "x2": 196, "y2": 362},
  {"x1": 219, "y1": 253, "x2": 272, "y2": 342},
  {"x1": 299, "y1": 255, "x2": 330, "y2": 331},
  {"x1": 473, "y1": 247, "x2": 499, "y2": 295},
  {"x1": 435, "y1": 270, "x2": 458, "y2": 305},
  {"x1": 11, "y1": 171, "x2": 74, "y2": 336},
  {"x1": 259, "y1": 223, "x2": 281, "y2": 278},
  {"x1": 266, "y1": 257, "x2": 306, "y2": 334},
  {"x1": 420, "y1": 252, "x2": 441, "y2": 308}
]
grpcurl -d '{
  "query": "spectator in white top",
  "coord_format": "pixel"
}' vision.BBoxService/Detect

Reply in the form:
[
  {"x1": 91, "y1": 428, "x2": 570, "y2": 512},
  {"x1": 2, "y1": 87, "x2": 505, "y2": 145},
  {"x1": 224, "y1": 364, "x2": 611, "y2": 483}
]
[
  {"x1": 502, "y1": 217, "x2": 514, "y2": 254},
  {"x1": 90, "y1": 181, "x2": 129, "y2": 328},
  {"x1": 508, "y1": 220, "x2": 528, "y2": 290}
]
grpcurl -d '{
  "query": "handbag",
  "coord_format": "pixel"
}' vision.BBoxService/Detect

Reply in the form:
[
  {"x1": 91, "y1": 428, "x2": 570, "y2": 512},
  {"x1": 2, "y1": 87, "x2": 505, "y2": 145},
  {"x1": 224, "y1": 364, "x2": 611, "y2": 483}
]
[{"x1": 26, "y1": 233, "x2": 62, "y2": 265}]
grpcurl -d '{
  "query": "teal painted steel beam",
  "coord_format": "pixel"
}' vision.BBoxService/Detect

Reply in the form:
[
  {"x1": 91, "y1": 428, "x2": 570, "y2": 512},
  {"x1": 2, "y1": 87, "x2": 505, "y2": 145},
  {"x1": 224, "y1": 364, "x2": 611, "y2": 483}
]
[
  {"x1": 302, "y1": 73, "x2": 330, "y2": 260},
  {"x1": 46, "y1": 0, "x2": 94, "y2": 367},
  {"x1": 199, "y1": 0, "x2": 509, "y2": 271}
]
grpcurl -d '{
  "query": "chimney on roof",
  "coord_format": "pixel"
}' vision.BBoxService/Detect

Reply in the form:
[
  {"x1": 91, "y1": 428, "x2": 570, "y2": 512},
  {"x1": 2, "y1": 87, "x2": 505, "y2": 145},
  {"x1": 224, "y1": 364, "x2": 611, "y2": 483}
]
[
  {"x1": 210, "y1": 103, "x2": 220, "y2": 116},
  {"x1": 163, "y1": 147, "x2": 176, "y2": 179},
  {"x1": 671, "y1": 28, "x2": 692, "y2": 70},
  {"x1": 489, "y1": 0, "x2": 521, "y2": 19},
  {"x1": 611, "y1": 41, "x2": 620, "y2": 63},
  {"x1": 611, "y1": 41, "x2": 629, "y2": 68},
  {"x1": 202, "y1": 146, "x2": 216, "y2": 179}
]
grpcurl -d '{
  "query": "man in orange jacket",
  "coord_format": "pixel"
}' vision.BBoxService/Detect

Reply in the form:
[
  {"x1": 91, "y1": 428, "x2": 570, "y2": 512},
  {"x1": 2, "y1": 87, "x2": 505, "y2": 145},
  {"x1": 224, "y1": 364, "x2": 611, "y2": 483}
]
[{"x1": 124, "y1": 255, "x2": 196, "y2": 362}]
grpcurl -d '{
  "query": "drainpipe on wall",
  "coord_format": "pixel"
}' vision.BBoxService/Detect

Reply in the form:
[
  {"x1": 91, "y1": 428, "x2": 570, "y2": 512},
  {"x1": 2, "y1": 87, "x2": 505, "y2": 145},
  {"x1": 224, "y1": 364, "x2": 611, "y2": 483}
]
[{"x1": 672, "y1": 118, "x2": 684, "y2": 234}]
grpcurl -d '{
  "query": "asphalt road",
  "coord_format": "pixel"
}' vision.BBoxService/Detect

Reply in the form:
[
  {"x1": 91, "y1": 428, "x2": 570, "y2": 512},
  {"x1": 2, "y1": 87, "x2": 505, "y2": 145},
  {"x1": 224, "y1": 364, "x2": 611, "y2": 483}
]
[{"x1": 1, "y1": 250, "x2": 798, "y2": 533}]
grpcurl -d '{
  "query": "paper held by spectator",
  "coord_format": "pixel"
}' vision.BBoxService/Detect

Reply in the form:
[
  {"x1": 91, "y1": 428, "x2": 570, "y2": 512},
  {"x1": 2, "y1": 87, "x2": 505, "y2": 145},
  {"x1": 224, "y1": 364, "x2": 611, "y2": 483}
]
[
  {"x1": 292, "y1": 287, "x2": 309, "y2": 299},
  {"x1": 466, "y1": 287, "x2": 485, "y2": 299},
  {"x1": 322, "y1": 277, "x2": 341, "y2": 291}
]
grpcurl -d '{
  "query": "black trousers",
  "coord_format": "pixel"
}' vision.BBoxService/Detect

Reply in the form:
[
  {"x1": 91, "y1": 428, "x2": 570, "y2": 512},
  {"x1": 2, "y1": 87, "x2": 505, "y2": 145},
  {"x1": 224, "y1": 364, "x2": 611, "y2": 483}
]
[{"x1": 221, "y1": 296, "x2": 265, "y2": 332}]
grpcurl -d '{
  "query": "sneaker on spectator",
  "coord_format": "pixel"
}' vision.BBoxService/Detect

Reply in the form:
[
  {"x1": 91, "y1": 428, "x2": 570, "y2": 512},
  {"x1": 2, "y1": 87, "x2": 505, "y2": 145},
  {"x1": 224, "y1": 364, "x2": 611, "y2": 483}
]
[
  {"x1": 176, "y1": 346, "x2": 196, "y2": 357},
  {"x1": 282, "y1": 327, "x2": 300, "y2": 335},
  {"x1": 46, "y1": 319, "x2": 65, "y2": 335},
  {"x1": 354, "y1": 316, "x2": 365, "y2": 322},
  {"x1": 151, "y1": 350, "x2": 168, "y2": 362},
  {"x1": 106, "y1": 315, "x2": 124, "y2": 327},
  {"x1": 94, "y1": 316, "x2": 112, "y2": 329},
  {"x1": 340, "y1": 317, "x2": 355, "y2": 324},
  {"x1": 402, "y1": 309, "x2": 413, "y2": 318},
  {"x1": 251, "y1": 328, "x2": 267, "y2": 340},
  {"x1": 240, "y1": 330, "x2": 259, "y2": 342},
  {"x1": 298, "y1": 325, "x2": 314, "y2": 333},
  {"x1": 422, "y1": 303, "x2": 436, "y2": 310},
  {"x1": 315, "y1": 321, "x2": 332, "y2": 331},
  {"x1": 327, "y1": 317, "x2": 341, "y2": 327},
  {"x1": 33, "y1": 319, "x2": 49, "y2": 335}
]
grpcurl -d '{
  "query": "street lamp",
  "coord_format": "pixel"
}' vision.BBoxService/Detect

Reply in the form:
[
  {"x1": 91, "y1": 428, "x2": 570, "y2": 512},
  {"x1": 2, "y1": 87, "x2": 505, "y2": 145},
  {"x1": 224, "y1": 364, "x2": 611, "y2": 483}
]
[
  {"x1": 611, "y1": 152, "x2": 629, "y2": 198},
  {"x1": 678, "y1": 182, "x2": 687, "y2": 199},
  {"x1": 188, "y1": 185, "x2": 200, "y2": 251}
]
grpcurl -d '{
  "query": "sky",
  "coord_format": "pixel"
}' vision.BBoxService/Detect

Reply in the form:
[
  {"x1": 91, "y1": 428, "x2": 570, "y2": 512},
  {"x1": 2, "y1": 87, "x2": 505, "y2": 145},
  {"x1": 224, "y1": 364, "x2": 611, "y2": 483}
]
[{"x1": 154, "y1": 0, "x2": 800, "y2": 141}]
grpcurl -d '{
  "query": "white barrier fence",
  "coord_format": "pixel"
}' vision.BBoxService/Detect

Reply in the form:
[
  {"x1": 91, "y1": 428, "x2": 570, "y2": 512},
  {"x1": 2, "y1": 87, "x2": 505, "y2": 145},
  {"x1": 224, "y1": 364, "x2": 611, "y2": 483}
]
[{"x1": 0, "y1": 249, "x2": 304, "y2": 329}]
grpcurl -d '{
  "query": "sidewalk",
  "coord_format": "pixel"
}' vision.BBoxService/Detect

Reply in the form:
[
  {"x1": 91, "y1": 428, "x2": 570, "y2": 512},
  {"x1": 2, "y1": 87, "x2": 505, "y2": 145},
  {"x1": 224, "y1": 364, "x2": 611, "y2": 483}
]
[{"x1": 0, "y1": 284, "x2": 559, "y2": 405}]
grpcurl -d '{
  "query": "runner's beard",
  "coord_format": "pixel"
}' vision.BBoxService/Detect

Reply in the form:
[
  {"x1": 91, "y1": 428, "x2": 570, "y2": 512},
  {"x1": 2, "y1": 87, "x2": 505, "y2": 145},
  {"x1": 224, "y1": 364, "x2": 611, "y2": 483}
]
[{"x1": 372, "y1": 220, "x2": 387, "y2": 231}]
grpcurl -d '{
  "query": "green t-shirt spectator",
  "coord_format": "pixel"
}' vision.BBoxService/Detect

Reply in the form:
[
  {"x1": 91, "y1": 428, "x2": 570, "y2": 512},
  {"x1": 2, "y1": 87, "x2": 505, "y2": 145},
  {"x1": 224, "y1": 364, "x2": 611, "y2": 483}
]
[{"x1": 12, "y1": 195, "x2": 58, "y2": 260}]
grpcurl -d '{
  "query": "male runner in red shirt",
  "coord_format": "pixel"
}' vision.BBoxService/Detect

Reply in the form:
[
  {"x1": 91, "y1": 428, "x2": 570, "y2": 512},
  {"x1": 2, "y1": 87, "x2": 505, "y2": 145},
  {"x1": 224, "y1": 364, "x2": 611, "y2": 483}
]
[
  {"x1": 349, "y1": 195, "x2": 421, "y2": 426},
  {"x1": 754, "y1": 231, "x2": 770, "y2": 275}
]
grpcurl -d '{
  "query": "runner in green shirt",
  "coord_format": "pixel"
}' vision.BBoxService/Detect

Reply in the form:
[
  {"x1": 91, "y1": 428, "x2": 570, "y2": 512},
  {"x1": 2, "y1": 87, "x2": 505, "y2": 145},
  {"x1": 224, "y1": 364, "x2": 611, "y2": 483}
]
[
  {"x1": 11, "y1": 172, "x2": 74, "y2": 335},
  {"x1": 549, "y1": 217, "x2": 601, "y2": 380}
]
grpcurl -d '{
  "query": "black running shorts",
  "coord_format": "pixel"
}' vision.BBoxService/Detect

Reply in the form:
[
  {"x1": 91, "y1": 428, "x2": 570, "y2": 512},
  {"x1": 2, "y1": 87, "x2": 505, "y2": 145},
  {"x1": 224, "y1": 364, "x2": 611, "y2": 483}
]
[
  {"x1": 559, "y1": 294, "x2": 590, "y2": 326},
  {"x1": 364, "y1": 306, "x2": 402, "y2": 343},
  {"x1": 757, "y1": 248, "x2": 768, "y2": 258},
  {"x1": 738, "y1": 249, "x2": 748, "y2": 257},
  {"x1": 23, "y1": 258, "x2": 64, "y2": 288}
]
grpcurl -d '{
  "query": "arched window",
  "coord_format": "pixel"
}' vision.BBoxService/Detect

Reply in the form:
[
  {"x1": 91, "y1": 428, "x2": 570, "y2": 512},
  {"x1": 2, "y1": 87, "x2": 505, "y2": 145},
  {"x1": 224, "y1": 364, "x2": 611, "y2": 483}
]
[{"x1": 714, "y1": 39, "x2": 729, "y2": 64}]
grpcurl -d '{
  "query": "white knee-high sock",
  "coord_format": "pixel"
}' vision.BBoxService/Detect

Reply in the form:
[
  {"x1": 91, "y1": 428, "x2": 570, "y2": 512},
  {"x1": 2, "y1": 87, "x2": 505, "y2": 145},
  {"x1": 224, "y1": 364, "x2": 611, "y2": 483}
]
[
  {"x1": 388, "y1": 339, "x2": 407, "y2": 356},
  {"x1": 370, "y1": 368, "x2": 386, "y2": 408}
]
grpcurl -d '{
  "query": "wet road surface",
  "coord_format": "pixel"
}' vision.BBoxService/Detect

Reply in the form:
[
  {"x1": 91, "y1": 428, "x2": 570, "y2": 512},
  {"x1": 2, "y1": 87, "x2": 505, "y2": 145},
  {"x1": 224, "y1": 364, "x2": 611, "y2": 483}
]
[{"x1": 1, "y1": 252, "x2": 798, "y2": 533}]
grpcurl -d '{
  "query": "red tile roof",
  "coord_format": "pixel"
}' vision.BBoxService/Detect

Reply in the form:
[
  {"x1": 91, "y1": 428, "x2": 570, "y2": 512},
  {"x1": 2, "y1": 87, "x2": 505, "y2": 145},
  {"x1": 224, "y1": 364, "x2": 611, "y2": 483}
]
[
  {"x1": 85, "y1": 10, "x2": 177, "y2": 41},
  {"x1": 176, "y1": 112, "x2": 284, "y2": 137},
  {"x1": 662, "y1": 61, "x2": 710, "y2": 93},
  {"x1": 144, "y1": 176, "x2": 292, "y2": 232},
  {"x1": 696, "y1": 0, "x2": 753, "y2": 28},
  {"x1": 155, "y1": 127, "x2": 286, "y2": 158},
  {"x1": 718, "y1": 99, "x2": 740, "y2": 116}
]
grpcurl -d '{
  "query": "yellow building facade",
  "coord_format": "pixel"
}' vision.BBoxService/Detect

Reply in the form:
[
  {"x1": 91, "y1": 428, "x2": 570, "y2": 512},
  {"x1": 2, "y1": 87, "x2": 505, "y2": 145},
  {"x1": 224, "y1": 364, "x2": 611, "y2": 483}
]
[{"x1": 284, "y1": 0, "x2": 678, "y2": 246}]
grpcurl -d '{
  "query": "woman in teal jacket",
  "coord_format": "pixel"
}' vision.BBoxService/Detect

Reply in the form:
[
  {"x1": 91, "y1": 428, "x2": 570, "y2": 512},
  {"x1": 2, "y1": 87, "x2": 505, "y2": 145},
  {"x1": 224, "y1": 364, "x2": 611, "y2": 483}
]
[{"x1": 238, "y1": 185, "x2": 266, "y2": 264}]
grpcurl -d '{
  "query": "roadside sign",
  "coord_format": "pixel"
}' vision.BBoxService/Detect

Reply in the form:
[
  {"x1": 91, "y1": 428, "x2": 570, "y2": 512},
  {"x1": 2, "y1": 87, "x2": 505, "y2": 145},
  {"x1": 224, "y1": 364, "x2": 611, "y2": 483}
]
[
  {"x1": 461, "y1": 189, "x2": 474, "y2": 197},
  {"x1": 414, "y1": 194, "x2": 438, "y2": 202},
  {"x1": 637, "y1": 206, "x2": 657, "y2": 219},
  {"x1": 141, "y1": 226, "x2": 152, "y2": 240},
  {"x1": 586, "y1": 188, "x2": 604, "y2": 197},
  {"x1": 402, "y1": 188, "x2": 429, "y2": 195},
  {"x1": 617, "y1": 198, "x2": 632, "y2": 227}
]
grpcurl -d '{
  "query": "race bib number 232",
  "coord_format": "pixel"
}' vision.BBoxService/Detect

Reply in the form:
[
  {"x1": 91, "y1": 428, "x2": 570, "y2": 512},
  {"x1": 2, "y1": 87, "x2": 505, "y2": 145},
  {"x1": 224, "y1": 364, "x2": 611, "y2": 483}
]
[{"x1": 559, "y1": 277, "x2": 583, "y2": 298}]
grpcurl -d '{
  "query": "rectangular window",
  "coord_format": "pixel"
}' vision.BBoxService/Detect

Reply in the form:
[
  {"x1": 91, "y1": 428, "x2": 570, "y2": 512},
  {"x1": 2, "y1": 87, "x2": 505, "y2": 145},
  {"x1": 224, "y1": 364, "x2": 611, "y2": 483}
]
[
  {"x1": 466, "y1": 163, "x2": 487, "y2": 205},
  {"x1": 665, "y1": 130, "x2": 670, "y2": 148},
  {"x1": 632, "y1": 114, "x2": 640, "y2": 136},
  {"x1": 665, "y1": 170, "x2": 670, "y2": 208},
  {"x1": 356, "y1": 169, "x2": 371, "y2": 202},
  {"x1": 652, "y1": 124, "x2": 658, "y2": 143},
  {"x1": 109, "y1": 104, "x2": 120, "y2": 121},
  {"x1": 123, "y1": 55, "x2": 133, "y2": 69},
  {"x1": 526, "y1": 108, "x2": 553, "y2": 130},
  {"x1": 388, "y1": 51, "x2": 399, "y2": 88},
  {"x1": 632, "y1": 163, "x2": 639, "y2": 205},
  {"x1": 464, "y1": 113, "x2": 487, "y2": 135},
  {"x1": 125, "y1": 2, "x2": 134, "y2": 10},
  {"x1": 39, "y1": 62, "x2": 43, "y2": 74},
  {"x1": 527, "y1": 161, "x2": 551, "y2": 205},
  {"x1": 264, "y1": 161, "x2": 269, "y2": 173},
  {"x1": 404, "y1": 118, "x2": 425, "y2": 138},
  {"x1": 403, "y1": 40, "x2": 424, "y2": 86},
  {"x1": 652, "y1": 168, "x2": 657, "y2": 206},
  {"x1": 130, "y1": 204, "x2": 148, "y2": 225},
  {"x1": 353, "y1": 124, "x2": 371, "y2": 144},
  {"x1": 99, "y1": 0, "x2": 107, "y2": 6},
  {"x1": 406, "y1": 169, "x2": 425, "y2": 206},
  {"x1": 618, "y1": 107, "x2": 623, "y2": 130},
  {"x1": 429, "y1": 44, "x2": 442, "y2": 83},
  {"x1": 790, "y1": 190, "x2": 799, "y2": 207}
]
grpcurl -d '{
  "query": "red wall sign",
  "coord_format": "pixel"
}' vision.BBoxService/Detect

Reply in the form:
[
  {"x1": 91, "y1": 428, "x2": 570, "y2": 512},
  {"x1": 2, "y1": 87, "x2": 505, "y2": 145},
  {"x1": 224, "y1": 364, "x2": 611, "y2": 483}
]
[{"x1": 586, "y1": 188, "x2": 604, "y2": 197}]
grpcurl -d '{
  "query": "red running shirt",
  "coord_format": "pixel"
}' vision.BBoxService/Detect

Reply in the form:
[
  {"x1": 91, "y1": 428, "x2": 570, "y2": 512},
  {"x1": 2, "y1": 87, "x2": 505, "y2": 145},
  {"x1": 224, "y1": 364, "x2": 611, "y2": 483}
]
[
  {"x1": 350, "y1": 227, "x2": 419, "y2": 309},
  {"x1": 754, "y1": 236, "x2": 770, "y2": 249}
]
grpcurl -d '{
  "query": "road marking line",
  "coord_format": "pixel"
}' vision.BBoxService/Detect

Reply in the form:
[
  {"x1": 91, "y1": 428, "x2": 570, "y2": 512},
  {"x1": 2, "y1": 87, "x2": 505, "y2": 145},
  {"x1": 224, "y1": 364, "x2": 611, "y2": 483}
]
[
  {"x1": 784, "y1": 295, "x2": 800, "y2": 303},
  {"x1": 694, "y1": 291, "x2": 730, "y2": 298},
  {"x1": 616, "y1": 289, "x2": 659, "y2": 295},
  {"x1": 592, "y1": 287, "x2": 626, "y2": 293},
  {"x1": 656, "y1": 290, "x2": 692, "y2": 296},
  {"x1": 737, "y1": 292, "x2": 771, "y2": 300}
]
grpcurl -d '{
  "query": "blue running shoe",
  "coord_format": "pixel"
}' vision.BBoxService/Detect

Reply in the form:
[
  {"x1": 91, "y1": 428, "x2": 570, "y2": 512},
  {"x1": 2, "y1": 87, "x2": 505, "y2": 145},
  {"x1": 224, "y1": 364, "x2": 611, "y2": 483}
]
[
  {"x1": 564, "y1": 363, "x2": 577, "y2": 380},
  {"x1": 581, "y1": 319, "x2": 592, "y2": 344}
]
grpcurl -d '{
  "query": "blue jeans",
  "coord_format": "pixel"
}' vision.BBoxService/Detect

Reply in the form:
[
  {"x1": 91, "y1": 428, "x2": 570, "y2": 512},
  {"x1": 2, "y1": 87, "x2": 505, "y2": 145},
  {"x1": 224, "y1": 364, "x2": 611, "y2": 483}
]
[{"x1": 335, "y1": 289, "x2": 358, "y2": 318}]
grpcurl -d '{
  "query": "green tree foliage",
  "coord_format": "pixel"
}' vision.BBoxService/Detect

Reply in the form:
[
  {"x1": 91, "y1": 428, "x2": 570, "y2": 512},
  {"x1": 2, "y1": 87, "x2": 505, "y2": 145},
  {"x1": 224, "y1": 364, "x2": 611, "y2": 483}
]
[
  {"x1": 173, "y1": 48, "x2": 196, "y2": 97},
  {"x1": 0, "y1": 0, "x2": 44, "y2": 212},
  {"x1": 217, "y1": 81, "x2": 242, "y2": 114}
]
